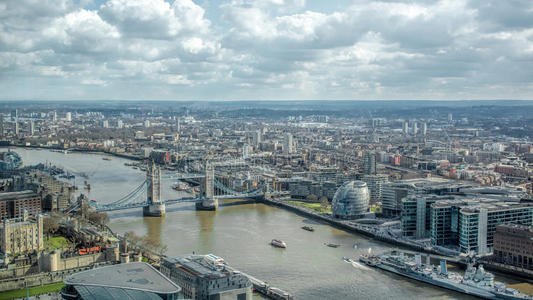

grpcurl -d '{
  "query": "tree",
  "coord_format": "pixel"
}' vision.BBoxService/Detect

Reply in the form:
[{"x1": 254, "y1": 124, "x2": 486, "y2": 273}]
[
  {"x1": 43, "y1": 216, "x2": 59, "y2": 236},
  {"x1": 306, "y1": 194, "x2": 318, "y2": 202},
  {"x1": 320, "y1": 196, "x2": 329, "y2": 210},
  {"x1": 88, "y1": 211, "x2": 109, "y2": 226}
]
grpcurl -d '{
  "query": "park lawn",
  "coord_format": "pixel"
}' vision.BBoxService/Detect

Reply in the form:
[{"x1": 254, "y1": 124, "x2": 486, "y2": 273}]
[
  {"x1": 286, "y1": 200, "x2": 331, "y2": 214},
  {"x1": 0, "y1": 283, "x2": 65, "y2": 300},
  {"x1": 44, "y1": 236, "x2": 70, "y2": 251}
]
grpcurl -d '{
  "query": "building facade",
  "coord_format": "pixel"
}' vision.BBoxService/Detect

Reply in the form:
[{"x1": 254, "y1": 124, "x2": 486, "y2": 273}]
[
  {"x1": 493, "y1": 224, "x2": 533, "y2": 270},
  {"x1": 161, "y1": 254, "x2": 252, "y2": 300},
  {"x1": 0, "y1": 190, "x2": 41, "y2": 220},
  {"x1": 361, "y1": 174, "x2": 388, "y2": 204},
  {"x1": 0, "y1": 212, "x2": 43, "y2": 255}
]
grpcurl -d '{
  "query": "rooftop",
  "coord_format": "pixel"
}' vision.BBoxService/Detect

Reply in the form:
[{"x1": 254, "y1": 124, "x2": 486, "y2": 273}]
[
  {"x1": 0, "y1": 190, "x2": 39, "y2": 201},
  {"x1": 163, "y1": 254, "x2": 232, "y2": 279},
  {"x1": 64, "y1": 262, "x2": 181, "y2": 295}
]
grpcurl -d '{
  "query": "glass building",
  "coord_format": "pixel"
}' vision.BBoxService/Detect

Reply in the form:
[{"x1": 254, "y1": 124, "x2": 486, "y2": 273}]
[{"x1": 332, "y1": 181, "x2": 369, "y2": 219}]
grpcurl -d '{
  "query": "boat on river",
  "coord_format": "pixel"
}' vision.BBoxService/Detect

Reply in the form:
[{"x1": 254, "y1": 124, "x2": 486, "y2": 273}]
[
  {"x1": 325, "y1": 243, "x2": 341, "y2": 248},
  {"x1": 360, "y1": 251, "x2": 533, "y2": 300},
  {"x1": 270, "y1": 239, "x2": 287, "y2": 248},
  {"x1": 301, "y1": 226, "x2": 315, "y2": 232}
]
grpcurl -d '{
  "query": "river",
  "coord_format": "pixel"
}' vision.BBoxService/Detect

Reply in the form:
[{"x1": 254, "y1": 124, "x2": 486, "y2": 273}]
[{"x1": 11, "y1": 147, "x2": 531, "y2": 299}]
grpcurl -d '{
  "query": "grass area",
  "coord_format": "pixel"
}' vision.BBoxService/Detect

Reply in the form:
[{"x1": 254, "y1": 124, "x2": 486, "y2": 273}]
[
  {"x1": 286, "y1": 200, "x2": 331, "y2": 214},
  {"x1": 0, "y1": 283, "x2": 65, "y2": 300},
  {"x1": 370, "y1": 205, "x2": 382, "y2": 213},
  {"x1": 44, "y1": 236, "x2": 70, "y2": 251}
]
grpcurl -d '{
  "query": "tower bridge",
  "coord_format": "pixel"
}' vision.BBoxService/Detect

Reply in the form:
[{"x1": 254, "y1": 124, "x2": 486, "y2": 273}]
[{"x1": 63, "y1": 160, "x2": 280, "y2": 215}]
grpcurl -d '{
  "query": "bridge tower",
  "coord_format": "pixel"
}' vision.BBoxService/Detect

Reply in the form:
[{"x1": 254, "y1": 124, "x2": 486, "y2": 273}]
[
  {"x1": 143, "y1": 161, "x2": 166, "y2": 217},
  {"x1": 196, "y1": 162, "x2": 218, "y2": 211}
]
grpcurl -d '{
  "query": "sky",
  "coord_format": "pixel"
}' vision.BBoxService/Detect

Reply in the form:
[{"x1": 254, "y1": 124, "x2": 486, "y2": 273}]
[{"x1": 1, "y1": 0, "x2": 533, "y2": 101}]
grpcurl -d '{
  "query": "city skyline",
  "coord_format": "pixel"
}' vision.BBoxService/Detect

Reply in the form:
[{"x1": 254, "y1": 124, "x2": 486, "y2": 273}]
[{"x1": 2, "y1": 0, "x2": 533, "y2": 101}]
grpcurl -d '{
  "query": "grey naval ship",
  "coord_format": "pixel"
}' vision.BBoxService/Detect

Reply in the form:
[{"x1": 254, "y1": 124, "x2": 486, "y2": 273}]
[{"x1": 360, "y1": 250, "x2": 533, "y2": 300}]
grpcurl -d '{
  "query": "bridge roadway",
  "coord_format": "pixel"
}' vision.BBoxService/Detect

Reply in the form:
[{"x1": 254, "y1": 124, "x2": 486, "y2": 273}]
[{"x1": 93, "y1": 194, "x2": 273, "y2": 212}]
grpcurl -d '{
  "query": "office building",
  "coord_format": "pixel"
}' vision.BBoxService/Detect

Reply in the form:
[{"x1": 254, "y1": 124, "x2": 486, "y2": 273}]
[
  {"x1": 62, "y1": 262, "x2": 182, "y2": 300},
  {"x1": 66, "y1": 112, "x2": 72, "y2": 122},
  {"x1": 160, "y1": 254, "x2": 252, "y2": 300},
  {"x1": 401, "y1": 195, "x2": 450, "y2": 239},
  {"x1": 0, "y1": 212, "x2": 43, "y2": 255},
  {"x1": 422, "y1": 122, "x2": 427, "y2": 136},
  {"x1": 332, "y1": 181, "x2": 370, "y2": 219},
  {"x1": 448, "y1": 113, "x2": 453, "y2": 122},
  {"x1": 117, "y1": 119, "x2": 123, "y2": 129},
  {"x1": 361, "y1": 174, "x2": 388, "y2": 204},
  {"x1": 493, "y1": 224, "x2": 533, "y2": 270},
  {"x1": 144, "y1": 120, "x2": 151, "y2": 128},
  {"x1": 284, "y1": 133, "x2": 293, "y2": 154},
  {"x1": 402, "y1": 121, "x2": 408, "y2": 134},
  {"x1": 412, "y1": 122, "x2": 418, "y2": 136},
  {"x1": 382, "y1": 178, "x2": 462, "y2": 217},
  {"x1": 430, "y1": 198, "x2": 533, "y2": 254},
  {"x1": 0, "y1": 114, "x2": 4, "y2": 136},
  {"x1": 14, "y1": 122, "x2": 19, "y2": 136},
  {"x1": 52, "y1": 111, "x2": 57, "y2": 122},
  {"x1": 362, "y1": 151, "x2": 376, "y2": 175},
  {"x1": 0, "y1": 190, "x2": 41, "y2": 220}
]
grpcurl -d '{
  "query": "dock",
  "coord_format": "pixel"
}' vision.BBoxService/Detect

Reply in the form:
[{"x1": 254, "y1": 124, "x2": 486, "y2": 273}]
[{"x1": 225, "y1": 266, "x2": 294, "y2": 300}]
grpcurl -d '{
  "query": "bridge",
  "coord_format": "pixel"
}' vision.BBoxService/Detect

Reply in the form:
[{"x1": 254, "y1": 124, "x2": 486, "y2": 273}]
[{"x1": 64, "y1": 159, "x2": 280, "y2": 215}]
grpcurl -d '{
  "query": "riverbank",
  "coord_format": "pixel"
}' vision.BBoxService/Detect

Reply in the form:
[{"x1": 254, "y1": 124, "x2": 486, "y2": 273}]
[
  {"x1": 262, "y1": 197, "x2": 533, "y2": 282},
  {"x1": 4, "y1": 144, "x2": 142, "y2": 161}
]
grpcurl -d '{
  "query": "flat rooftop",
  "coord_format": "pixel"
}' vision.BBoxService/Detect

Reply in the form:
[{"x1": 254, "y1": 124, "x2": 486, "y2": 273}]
[
  {"x1": 164, "y1": 254, "x2": 231, "y2": 279},
  {"x1": 64, "y1": 262, "x2": 181, "y2": 295},
  {"x1": 0, "y1": 190, "x2": 38, "y2": 201}
]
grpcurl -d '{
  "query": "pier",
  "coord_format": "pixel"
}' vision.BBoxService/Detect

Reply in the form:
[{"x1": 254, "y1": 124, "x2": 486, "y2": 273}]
[{"x1": 225, "y1": 266, "x2": 294, "y2": 300}]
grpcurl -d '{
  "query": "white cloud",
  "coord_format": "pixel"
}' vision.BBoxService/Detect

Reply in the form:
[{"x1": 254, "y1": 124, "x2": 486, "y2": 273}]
[{"x1": 0, "y1": 0, "x2": 532, "y2": 100}]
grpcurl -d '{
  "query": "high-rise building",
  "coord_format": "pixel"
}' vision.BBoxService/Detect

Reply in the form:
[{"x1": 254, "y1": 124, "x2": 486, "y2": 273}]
[
  {"x1": 102, "y1": 120, "x2": 109, "y2": 128},
  {"x1": 284, "y1": 132, "x2": 293, "y2": 154},
  {"x1": 52, "y1": 111, "x2": 57, "y2": 122},
  {"x1": 0, "y1": 114, "x2": 4, "y2": 137},
  {"x1": 144, "y1": 119, "x2": 151, "y2": 128},
  {"x1": 361, "y1": 174, "x2": 388, "y2": 204},
  {"x1": 252, "y1": 130, "x2": 261, "y2": 147},
  {"x1": 11, "y1": 109, "x2": 17, "y2": 121},
  {"x1": 402, "y1": 121, "x2": 408, "y2": 135},
  {"x1": 422, "y1": 122, "x2": 427, "y2": 136},
  {"x1": 29, "y1": 120, "x2": 34, "y2": 136},
  {"x1": 65, "y1": 112, "x2": 72, "y2": 122},
  {"x1": 242, "y1": 144, "x2": 250, "y2": 159},
  {"x1": 412, "y1": 122, "x2": 418, "y2": 136},
  {"x1": 448, "y1": 113, "x2": 453, "y2": 122},
  {"x1": 117, "y1": 119, "x2": 123, "y2": 129},
  {"x1": 362, "y1": 151, "x2": 376, "y2": 175},
  {"x1": 14, "y1": 122, "x2": 19, "y2": 136}
]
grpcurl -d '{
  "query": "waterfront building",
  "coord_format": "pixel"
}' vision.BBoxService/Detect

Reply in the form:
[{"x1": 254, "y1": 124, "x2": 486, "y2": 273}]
[
  {"x1": 14, "y1": 122, "x2": 19, "y2": 136},
  {"x1": 332, "y1": 181, "x2": 369, "y2": 219},
  {"x1": 382, "y1": 178, "x2": 461, "y2": 217},
  {"x1": 0, "y1": 212, "x2": 43, "y2": 255},
  {"x1": 0, "y1": 190, "x2": 41, "y2": 220},
  {"x1": 361, "y1": 174, "x2": 388, "y2": 204},
  {"x1": 29, "y1": 120, "x2": 34, "y2": 136},
  {"x1": 362, "y1": 151, "x2": 376, "y2": 175},
  {"x1": 430, "y1": 198, "x2": 533, "y2": 254},
  {"x1": 62, "y1": 262, "x2": 182, "y2": 300},
  {"x1": 401, "y1": 195, "x2": 447, "y2": 239},
  {"x1": 160, "y1": 254, "x2": 252, "y2": 300},
  {"x1": 493, "y1": 224, "x2": 533, "y2": 270}
]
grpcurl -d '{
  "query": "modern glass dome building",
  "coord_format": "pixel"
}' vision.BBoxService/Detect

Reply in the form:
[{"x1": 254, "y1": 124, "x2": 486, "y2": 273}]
[{"x1": 332, "y1": 181, "x2": 370, "y2": 219}]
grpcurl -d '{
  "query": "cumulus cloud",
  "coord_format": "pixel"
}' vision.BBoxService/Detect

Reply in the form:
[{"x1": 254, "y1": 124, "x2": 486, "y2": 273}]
[{"x1": 0, "y1": 0, "x2": 532, "y2": 100}]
